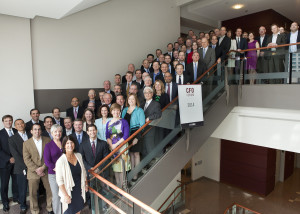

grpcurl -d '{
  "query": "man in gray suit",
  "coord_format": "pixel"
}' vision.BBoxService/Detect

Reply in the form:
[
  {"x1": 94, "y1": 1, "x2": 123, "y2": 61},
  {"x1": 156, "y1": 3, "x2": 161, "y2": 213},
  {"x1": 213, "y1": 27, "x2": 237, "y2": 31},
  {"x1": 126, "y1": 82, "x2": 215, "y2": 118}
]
[{"x1": 198, "y1": 38, "x2": 216, "y2": 69}]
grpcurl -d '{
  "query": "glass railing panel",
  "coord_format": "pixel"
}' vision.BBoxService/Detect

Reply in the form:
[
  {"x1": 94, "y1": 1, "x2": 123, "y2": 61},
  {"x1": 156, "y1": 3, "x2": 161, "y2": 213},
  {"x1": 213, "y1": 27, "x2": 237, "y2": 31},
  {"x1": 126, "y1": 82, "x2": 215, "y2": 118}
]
[{"x1": 224, "y1": 203, "x2": 261, "y2": 214}]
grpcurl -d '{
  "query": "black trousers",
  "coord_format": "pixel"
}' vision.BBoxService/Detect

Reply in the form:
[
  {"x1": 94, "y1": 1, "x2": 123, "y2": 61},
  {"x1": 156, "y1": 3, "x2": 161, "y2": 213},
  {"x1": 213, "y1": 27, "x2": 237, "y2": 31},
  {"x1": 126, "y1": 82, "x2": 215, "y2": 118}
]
[
  {"x1": 16, "y1": 173, "x2": 28, "y2": 209},
  {"x1": 0, "y1": 164, "x2": 19, "y2": 205}
]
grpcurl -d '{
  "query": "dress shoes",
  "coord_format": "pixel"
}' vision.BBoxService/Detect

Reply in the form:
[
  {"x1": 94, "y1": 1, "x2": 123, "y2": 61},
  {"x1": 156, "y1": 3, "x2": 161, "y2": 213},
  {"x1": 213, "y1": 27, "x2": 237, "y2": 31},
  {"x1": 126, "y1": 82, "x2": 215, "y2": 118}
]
[{"x1": 3, "y1": 204, "x2": 10, "y2": 212}]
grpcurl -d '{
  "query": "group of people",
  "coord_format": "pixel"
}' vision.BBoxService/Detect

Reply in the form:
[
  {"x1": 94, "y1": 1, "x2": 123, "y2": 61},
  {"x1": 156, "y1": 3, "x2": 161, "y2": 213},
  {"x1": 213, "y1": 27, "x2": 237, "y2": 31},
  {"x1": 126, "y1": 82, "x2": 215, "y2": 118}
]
[{"x1": 1, "y1": 23, "x2": 300, "y2": 214}]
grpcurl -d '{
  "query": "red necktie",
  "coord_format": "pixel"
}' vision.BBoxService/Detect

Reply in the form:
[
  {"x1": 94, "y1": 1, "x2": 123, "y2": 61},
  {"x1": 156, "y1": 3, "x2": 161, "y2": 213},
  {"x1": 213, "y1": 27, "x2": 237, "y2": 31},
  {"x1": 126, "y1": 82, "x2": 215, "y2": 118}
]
[
  {"x1": 167, "y1": 83, "x2": 170, "y2": 99},
  {"x1": 92, "y1": 141, "x2": 96, "y2": 157}
]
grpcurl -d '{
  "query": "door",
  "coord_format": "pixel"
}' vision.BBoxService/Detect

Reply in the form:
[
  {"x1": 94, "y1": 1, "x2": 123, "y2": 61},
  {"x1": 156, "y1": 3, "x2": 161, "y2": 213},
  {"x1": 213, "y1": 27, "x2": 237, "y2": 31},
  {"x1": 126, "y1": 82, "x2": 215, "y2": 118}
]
[{"x1": 284, "y1": 151, "x2": 295, "y2": 180}]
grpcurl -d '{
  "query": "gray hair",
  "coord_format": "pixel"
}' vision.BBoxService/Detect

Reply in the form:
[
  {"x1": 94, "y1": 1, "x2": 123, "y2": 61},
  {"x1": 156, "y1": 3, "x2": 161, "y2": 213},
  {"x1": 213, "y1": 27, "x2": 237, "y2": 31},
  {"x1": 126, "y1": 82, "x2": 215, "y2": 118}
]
[
  {"x1": 50, "y1": 124, "x2": 63, "y2": 134},
  {"x1": 143, "y1": 86, "x2": 153, "y2": 94},
  {"x1": 144, "y1": 76, "x2": 152, "y2": 82}
]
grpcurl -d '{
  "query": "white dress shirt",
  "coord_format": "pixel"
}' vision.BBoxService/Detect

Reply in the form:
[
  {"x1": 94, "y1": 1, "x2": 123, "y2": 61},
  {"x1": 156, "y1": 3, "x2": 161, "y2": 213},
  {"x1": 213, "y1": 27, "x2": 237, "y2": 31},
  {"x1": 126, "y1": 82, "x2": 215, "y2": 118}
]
[
  {"x1": 290, "y1": 31, "x2": 298, "y2": 53},
  {"x1": 144, "y1": 99, "x2": 152, "y2": 110},
  {"x1": 33, "y1": 137, "x2": 43, "y2": 160},
  {"x1": 18, "y1": 131, "x2": 28, "y2": 141},
  {"x1": 260, "y1": 36, "x2": 265, "y2": 47},
  {"x1": 165, "y1": 82, "x2": 173, "y2": 102},
  {"x1": 90, "y1": 138, "x2": 97, "y2": 148},
  {"x1": 176, "y1": 74, "x2": 184, "y2": 84},
  {"x1": 66, "y1": 129, "x2": 72, "y2": 136},
  {"x1": 271, "y1": 33, "x2": 279, "y2": 51},
  {"x1": 5, "y1": 128, "x2": 14, "y2": 137}
]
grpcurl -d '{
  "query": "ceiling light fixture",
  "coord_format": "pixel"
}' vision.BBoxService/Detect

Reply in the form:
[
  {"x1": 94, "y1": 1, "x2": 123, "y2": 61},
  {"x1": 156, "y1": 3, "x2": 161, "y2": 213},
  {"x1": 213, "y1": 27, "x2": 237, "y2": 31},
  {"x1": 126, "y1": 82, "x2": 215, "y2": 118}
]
[{"x1": 232, "y1": 4, "x2": 244, "y2": 9}]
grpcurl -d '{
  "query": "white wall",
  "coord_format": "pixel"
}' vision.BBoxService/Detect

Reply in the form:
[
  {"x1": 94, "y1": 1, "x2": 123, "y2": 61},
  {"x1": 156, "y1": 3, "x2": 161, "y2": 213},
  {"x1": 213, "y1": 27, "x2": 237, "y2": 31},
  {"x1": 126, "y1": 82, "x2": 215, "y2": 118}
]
[
  {"x1": 191, "y1": 137, "x2": 220, "y2": 181},
  {"x1": 0, "y1": 14, "x2": 35, "y2": 129},
  {"x1": 31, "y1": 0, "x2": 180, "y2": 90}
]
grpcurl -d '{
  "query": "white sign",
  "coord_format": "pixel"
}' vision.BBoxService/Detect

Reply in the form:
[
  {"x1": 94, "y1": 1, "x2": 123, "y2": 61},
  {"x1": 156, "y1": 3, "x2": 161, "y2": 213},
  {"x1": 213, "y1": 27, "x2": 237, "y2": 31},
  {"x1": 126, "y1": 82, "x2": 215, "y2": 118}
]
[{"x1": 178, "y1": 84, "x2": 204, "y2": 128}]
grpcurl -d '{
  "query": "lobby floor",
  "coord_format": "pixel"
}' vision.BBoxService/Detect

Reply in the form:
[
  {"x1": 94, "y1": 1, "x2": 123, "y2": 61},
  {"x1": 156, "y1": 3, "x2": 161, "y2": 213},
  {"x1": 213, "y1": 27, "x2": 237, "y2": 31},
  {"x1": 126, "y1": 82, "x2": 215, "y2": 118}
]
[{"x1": 184, "y1": 168, "x2": 300, "y2": 214}]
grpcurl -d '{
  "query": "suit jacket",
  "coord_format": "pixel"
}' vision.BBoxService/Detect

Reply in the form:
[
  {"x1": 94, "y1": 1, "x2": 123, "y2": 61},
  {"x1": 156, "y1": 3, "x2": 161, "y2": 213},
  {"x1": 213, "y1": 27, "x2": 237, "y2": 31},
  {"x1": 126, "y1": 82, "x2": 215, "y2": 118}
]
[
  {"x1": 121, "y1": 82, "x2": 133, "y2": 97},
  {"x1": 153, "y1": 93, "x2": 170, "y2": 109},
  {"x1": 66, "y1": 106, "x2": 84, "y2": 121},
  {"x1": 150, "y1": 71, "x2": 165, "y2": 84},
  {"x1": 41, "y1": 130, "x2": 52, "y2": 139},
  {"x1": 198, "y1": 47, "x2": 216, "y2": 69},
  {"x1": 140, "y1": 100, "x2": 162, "y2": 120},
  {"x1": 71, "y1": 131, "x2": 89, "y2": 151},
  {"x1": 216, "y1": 36, "x2": 231, "y2": 61},
  {"x1": 286, "y1": 31, "x2": 300, "y2": 50},
  {"x1": 255, "y1": 35, "x2": 269, "y2": 49},
  {"x1": 186, "y1": 60, "x2": 207, "y2": 83},
  {"x1": 165, "y1": 82, "x2": 178, "y2": 102},
  {"x1": 52, "y1": 117, "x2": 65, "y2": 129},
  {"x1": 0, "y1": 128, "x2": 18, "y2": 168},
  {"x1": 172, "y1": 73, "x2": 191, "y2": 85},
  {"x1": 25, "y1": 120, "x2": 45, "y2": 133},
  {"x1": 79, "y1": 138, "x2": 109, "y2": 175},
  {"x1": 235, "y1": 37, "x2": 248, "y2": 51},
  {"x1": 266, "y1": 33, "x2": 286, "y2": 57},
  {"x1": 133, "y1": 80, "x2": 144, "y2": 89},
  {"x1": 140, "y1": 66, "x2": 154, "y2": 74},
  {"x1": 23, "y1": 136, "x2": 51, "y2": 179},
  {"x1": 62, "y1": 128, "x2": 75, "y2": 139},
  {"x1": 8, "y1": 132, "x2": 32, "y2": 174}
]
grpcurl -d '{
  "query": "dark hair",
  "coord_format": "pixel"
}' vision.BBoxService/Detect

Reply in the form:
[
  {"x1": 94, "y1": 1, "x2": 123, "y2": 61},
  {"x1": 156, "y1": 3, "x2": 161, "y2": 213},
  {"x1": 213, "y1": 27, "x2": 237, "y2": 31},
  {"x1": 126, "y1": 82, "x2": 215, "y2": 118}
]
[
  {"x1": 52, "y1": 107, "x2": 60, "y2": 113},
  {"x1": 30, "y1": 108, "x2": 40, "y2": 115},
  {"x1": 31, "y1": 123, "x2": 41, "y2": 130},
  {"x1": 126, "y1": 93, "x2": 140, "y2": 107},
  {"x1": 135, "y1": 69, "x2": 142, "y2": 74},
  {"x1": 153, "y1": 61, "x2": 160, "y2": 67},
  {"x1": 126, "y1": 71, "x2": 133, "y2": 76},
  {"x1": 44, "y1": 116, "x2": 53, "y2": 123},
  {"x1": 61, "y1": 135, "x2": 77, "y2": 154},
  {"x1": 2, "y1": 115, "x2": 13, "y2": 122},
  {"x1": 175, "y1": 64, "x2": 184, "y2": 69},
  {"x1": 115, "y1": 74, "x2": 121, "y2": 77},
  {"x1": 167, "y1": 43, "x2": 173, "y2": 47},
  {"x1": 156, "y1": 49, "x2": 162, "y2": 53},
  {"x1": 14, "y1": 118, "x2": 24, "y2": 125},
  {"x1": 164, "y1": 54, "x2": 171, "y2": 59},
  {"x1": 97, "y1": 104, "x2": 112, "y2": 118},
  {"x1": 71, "y1": 97, "x2": 79, "y2": 101},
  {"x1": 147, "y1": 54, "x2": 154, "y2": 58},
  {"x1": 74, "y1": 118, "x2": 83, "y2": 123},
  {"x1": 87, "y1": 124, "x2": 97, "y2": 131}
]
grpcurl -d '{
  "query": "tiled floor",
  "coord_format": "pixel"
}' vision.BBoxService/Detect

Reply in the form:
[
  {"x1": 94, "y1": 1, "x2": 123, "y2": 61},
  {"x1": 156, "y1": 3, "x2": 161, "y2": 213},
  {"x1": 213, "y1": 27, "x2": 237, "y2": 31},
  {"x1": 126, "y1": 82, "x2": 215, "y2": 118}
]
[{"x1": 184, "y1": 168, "x2": 300, "y2": 214}]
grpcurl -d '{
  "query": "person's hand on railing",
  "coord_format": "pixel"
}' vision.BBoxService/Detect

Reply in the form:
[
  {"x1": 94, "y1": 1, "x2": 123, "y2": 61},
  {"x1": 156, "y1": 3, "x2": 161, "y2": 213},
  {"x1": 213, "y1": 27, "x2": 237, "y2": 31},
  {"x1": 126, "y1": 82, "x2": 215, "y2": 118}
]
[
  {"x1": 217, "y1": 58, "x2": 221, "y2": 64},
  {"x1": 146, "y1": 117, "x2": 150, "y2": 122},
  {"x1": 267, "y1": 43, "x2": 277, "y2": 47},
  {"x1": 94, "y1": 168, "x2": 100, "y2": 174},
  {"x1": 237, "y1": 49, "x2": 242, "y2": 52},
  {"x1": 132, "y1": 138, "x2": 138, "y2": 145}
]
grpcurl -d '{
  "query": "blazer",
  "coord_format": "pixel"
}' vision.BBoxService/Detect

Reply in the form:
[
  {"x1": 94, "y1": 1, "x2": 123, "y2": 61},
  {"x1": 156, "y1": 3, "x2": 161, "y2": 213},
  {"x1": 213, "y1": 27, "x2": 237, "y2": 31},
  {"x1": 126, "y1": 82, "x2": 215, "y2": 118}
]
[
  {"x1": 165, "y1": 82, "x2": 178, "y2": 102},
  {"x1": 140, "y1": 100, "x2": 162, "y2": 120},
  {"x1": 66, "y1": 106, "x2": 84, "y2": 121},
  {"x1": 150, "y1": 71, "x2": 165, "y2": 84},
  {"x1": 8, "y1": 132, "x2": 32, "y2": 174},
  {"x1": 255, "y1": 35, "x2": 269, "y2": 49},
  {"x1": 23, "y1": 136, "x2": 51, "y2": 179},
  {"x1": 0, "y1": 128, "x2": 18, "y2": 168},
  {"x1": 79, "y1": 138, "x2": 109, "y2": 173},
  {"x1": 198, "y1": 47, "x2": 216, "y2": 69},
  {"x1": 172, "y1": 73, "x2": 191, "y2": 84},
  {"x1": 70, "y1": 131, "x2": 89, "y2": 151},
  {"x1": 121, "y1": 82, "x2": 132, "y2": 97},
  {"x1": 153, "y1": 93, "x2": 170, "y2": 109},
  {"x1": 52, "y1": 117, "x2": 65, "y2": 129},
  {"x1": 82, "y1": 99, "x2": 101, "y2": 111},
  {"x1": 121, "y1": 107, "x2": 145, "y2": 131},
  {"x1": 41, "y1": 130, "x2": 52, "y2": 139},
  {"x1": 235, "y1": 37, "x2": 248, "y2": 56},
  {"x1": 186, "y1": 60, "x2": 207, "y2": 83},
  {"x1": 140, "y1": 66, "x2": 154, "y2": 74},
  {"x1": 62, "y1": 128, "x2": 75, "y2": 139},
  {"x1": 133, "y1": 80, "x2": 143, "y2": 89},
  {"x1": 25, "y1": 120, "x2": 45, "y2": 133},
  {"x1": 266, "y1": 33, "x2": 286, "y2": 57},
  {"x1": 286, "y1": 31, "x2": 300, "y2": 50},
  {"x1": 215, "y1": 36, "x2": 231, "y2": 61}
]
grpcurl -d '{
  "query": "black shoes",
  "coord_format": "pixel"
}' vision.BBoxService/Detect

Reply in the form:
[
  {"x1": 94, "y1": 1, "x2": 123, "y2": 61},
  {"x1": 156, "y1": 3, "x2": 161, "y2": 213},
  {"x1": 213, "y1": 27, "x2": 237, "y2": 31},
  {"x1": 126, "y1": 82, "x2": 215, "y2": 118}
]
[
  {"x1": 3, "y1": 204, "x2": 10, "y2": 212},
  {"x1": 48, "y1": 211, "x2": 54, "y2": 214}
]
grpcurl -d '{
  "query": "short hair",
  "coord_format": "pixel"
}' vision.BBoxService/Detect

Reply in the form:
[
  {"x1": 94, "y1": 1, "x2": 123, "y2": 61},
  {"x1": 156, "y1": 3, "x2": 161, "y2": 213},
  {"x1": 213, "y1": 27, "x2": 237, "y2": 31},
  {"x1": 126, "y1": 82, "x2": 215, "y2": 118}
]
[
  {"x1": 147, "y1": 54, "x2": 154, "y2": 58},
  {"x1": 164, "y1": 54, "x2": 171, "y2": 59},
  {"x1": 73, "y1": 118, "x2": 83, "y2": 123},
  {"x1": 98, "y1": 88, "x2": 105, "y2": 93},
  {"x1": 130, "y1": 82, "x2": 139, "y2": 89},
  {"x1": 156, "y1": 49, "x2": 162, "y2": 53},
  {"x1": 2, "y1": 115, "x2": 13, "y2": 122},
  {"x1": 115, "y1": 74, "x2": 121, "y2": 78},
  {"x1": 126, "y1": 71, "x2": 133, "y2": 76},
  {"x1": 135, "y1": 69, "x2": 142, "y2": 74},
  {"x1": 153, "y1": 61, "x2": 160, "y2": 67},
  {"x1": 64, "y1": 117, "x2": 73, "y2": 122},
  {"x1": 153, "y1": 80, "x2": 166, "y2": 95},
  {"x1": 116, "y1": 94, "x2": 125, "y2": 99},
  {"x1": 61, "y1": 135, "x2": 77, "y2": 154},
  {"x1": 30, "y1": 108, "x2": 40, "y2": 115},
  {"x1": 143, "y1": 86, "x2": 153, "y2": 94},
  {"x1": 97, "y1": 104, "x2": 112, "y2": 118},
  {"x1": 50, "y1": 124, "x2": 63, "y2": 134},
  {"x1": 71, "y1": 96, "x2": 79, "y2": 101},
  {"x1": 82, "y1": 108, "x2": 95, "y2": 124},
  {"x1": 236, "y1": 27, "x2": 242, "y2": 32},
  {"x1": 104, "y1": 80, "x2": 111, "y2": 86},
  {"x1": 110, "y1": 103, "x2": 121, "y2": 113},
  {"x1": 175, "y1": 64, "x2": 184, "y2": 69},
  {"x1": 161, "y1": 62, "x2": 168, "y2": 67},
  {"x1": 271, "y1": 23, "x2": 278, "y2": 28},
  {"x1": 44, "y1": 116, "x2": 53, "y2": 123},
  {"x1": 167, "y1": 43, "x2": 173, "y2": 47},
  {"x1": 14, "y1": 118, "x2": 24, "y2": 125},
  {"x1": 31, "y1": 123, "x2": 41, "y2": 130},
  {"x1": 87, "y1": 124, "x2": 97, "y2": 131},
  {"x1": 144, "y1": 76, "x2": 152, "y2": 82},
  {"x1": 104, "y1": 93, "x2": 113, "y2": 99},
  {"x1": 52, "y1": 107, "x2": 60, "y2": 113},
  {"x1": 114, "y1": 84, "x2": 121, "y2": 88}
]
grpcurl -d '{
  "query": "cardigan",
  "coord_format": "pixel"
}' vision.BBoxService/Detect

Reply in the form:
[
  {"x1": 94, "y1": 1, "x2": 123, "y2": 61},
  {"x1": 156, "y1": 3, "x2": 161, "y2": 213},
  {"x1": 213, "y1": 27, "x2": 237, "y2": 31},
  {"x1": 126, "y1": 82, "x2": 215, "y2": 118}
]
[
  {"x1": 44, "y1": 140, "x2": 63, "y2": 174},
  {"x1": 94, "y1": 118, "x2": 112, "y2": 141},
  {"x1": 121, "y1": 106, "x2": 145, "y2": 131},
  {"x1": 56, "y1": 153, "x2": 87, "y2": 213}
]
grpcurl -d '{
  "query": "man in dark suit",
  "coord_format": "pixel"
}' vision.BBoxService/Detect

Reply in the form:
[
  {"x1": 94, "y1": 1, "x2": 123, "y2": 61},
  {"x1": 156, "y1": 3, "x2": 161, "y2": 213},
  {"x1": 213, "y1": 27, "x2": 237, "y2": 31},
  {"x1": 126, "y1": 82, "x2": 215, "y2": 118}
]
[
  {"x1": 82, "y1": 89, "x2": 101, "y2": 116},
  {"x1": 0, "y1": 115, "x2": 19, "y2": 212},
  {"x1": 70, "y1": 118, "x2": 88, "y2": 150},
  {"x1": 178, "y1": 51, "x2": 187, "y2": 71},
  {"x1": 141, "y1": 59, "x2": 154, "y2": 74},
  {"x1": 199, "y1": 38, "x2": 216, "y2": 69},
  {"x1": 116, "y1": 94, "x2": 126, "y2": 113},
  {"x1": 25, "y1": 109, "x2": 45, "y2": 132},
  {"x1": 150, "y1": 61, "x2": 165, "y2": 84},
  {"x1": 235, "y1": 28, "x2": 248, "y2": 76},
  {"x1": 121, "y1": 71, "x2": 134, "y2": 97},
  {"x1": 266, "y1": 24, "x2": 286, "y2": 83},
  {"x1": 164, "y1": 43, "x2": 174, "y2": 60},
  {"x1": 133, "y1": 69, "x2": 143, "y2": 88},
  {"x1": 173, "y1": 64, "x2": 191, "y2": 85},
  {"x1": 287, "y1": 22, "x2": 300, "y2": 51},
  {"x1": 154, "y1": 49, "x2": 163, "y2": 62},
  {"x1": 66, "y1": 97, "x2": 84, "y2": 121},
  {"x1": 51, "y1": 107, "x2": 64, "y2": 129},
  {"x1": 164, "y1": 72, "x2": 178, "y2": 102},
  {"x1": 41, "y1": 116, "x2": 53, "y2": 140},
  {"x1": 164, "y1": 55, "x2": 174, "y2": 74},
  {"x1": 255, "y1": 26, "x2": 269, "y2": 75},
  {"x1": 103, "y1": 93, "x2": 113, "y2": 108},
  {"x1": 140, "y1": 87, "x2": 162, "y2": 156},
  {"x1": 186, "y1": 52, "x2": 207, "y2": 83},
  {"x1": 62, "y1": 117, "x2": 74, "y2": 138},
  {"x1": 8, "y1": 119, "x2": 32, "y2": 213},
  {"x1": 216, "y1": 26, "x2": 231, "y2": 62},
  {"x1": 103, "y1": 80, "x2": 116, "y2": 103}
]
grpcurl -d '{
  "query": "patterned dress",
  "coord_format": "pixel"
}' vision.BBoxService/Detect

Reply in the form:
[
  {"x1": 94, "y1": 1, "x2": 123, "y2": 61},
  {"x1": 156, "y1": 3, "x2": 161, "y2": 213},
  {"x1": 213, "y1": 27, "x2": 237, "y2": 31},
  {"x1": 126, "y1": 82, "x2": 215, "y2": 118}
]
[{"x1": 106, "y1": 119, "x2": 131, "y2": 172}]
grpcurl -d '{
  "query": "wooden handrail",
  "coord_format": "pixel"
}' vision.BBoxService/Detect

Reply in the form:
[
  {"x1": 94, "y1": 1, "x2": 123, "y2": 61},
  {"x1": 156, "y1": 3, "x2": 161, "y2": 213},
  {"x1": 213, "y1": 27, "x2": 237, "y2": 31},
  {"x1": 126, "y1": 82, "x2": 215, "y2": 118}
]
[
  {"x1": 223, "y1": 203, "x2": 261, "y2": 214},
  {"x1": 161, "y1": 188, "x2": 185, "y2": 214},
  {"x1": 157, "y1": 183, "x2": 185, "y2": 212},
  {"x1": 90, "y1": 171, "x2": 161, "y2": 214}
]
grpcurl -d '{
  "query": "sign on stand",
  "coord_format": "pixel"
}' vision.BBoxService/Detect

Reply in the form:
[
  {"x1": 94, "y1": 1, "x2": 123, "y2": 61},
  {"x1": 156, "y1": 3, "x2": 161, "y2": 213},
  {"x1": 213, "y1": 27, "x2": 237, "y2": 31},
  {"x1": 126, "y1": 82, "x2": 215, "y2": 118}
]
[{"x1": 178, "y1": 84, "x2": 204, "y2": 129}]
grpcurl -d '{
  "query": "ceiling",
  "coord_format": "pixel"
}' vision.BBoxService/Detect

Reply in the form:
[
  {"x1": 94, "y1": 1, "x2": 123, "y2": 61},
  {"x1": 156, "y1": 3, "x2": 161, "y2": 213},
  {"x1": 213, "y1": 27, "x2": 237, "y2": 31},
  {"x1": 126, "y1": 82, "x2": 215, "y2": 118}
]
[
  {"x1": 180, "y1": 0, "x2": 300, "y2": 30},
  {"x1": 0, "y1": 0, "x2": 109, "y2": 19}
]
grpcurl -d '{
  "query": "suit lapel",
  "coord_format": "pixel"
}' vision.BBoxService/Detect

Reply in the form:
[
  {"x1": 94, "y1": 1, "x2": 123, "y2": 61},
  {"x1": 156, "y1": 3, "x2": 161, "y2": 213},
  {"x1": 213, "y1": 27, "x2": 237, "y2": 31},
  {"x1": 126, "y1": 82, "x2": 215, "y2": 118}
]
[{"x1": 29, "y1": 138, "x2": 40, "y2": 159}]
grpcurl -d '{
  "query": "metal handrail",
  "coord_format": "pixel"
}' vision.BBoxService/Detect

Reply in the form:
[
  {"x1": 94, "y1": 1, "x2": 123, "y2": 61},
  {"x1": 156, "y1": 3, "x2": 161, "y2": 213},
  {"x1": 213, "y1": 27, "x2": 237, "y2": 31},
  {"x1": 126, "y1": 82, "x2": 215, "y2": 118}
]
[{"x1": 223, "y1": 203, "x2": 261, "y2": 214}]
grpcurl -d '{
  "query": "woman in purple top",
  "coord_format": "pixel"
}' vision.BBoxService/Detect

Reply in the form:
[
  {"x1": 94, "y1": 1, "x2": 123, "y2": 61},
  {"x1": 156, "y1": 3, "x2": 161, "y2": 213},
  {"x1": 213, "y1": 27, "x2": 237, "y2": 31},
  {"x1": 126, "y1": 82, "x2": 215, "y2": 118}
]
[
  {"x1": 44, "y1": 124, "x2": 63, "y2": 214},
  {"x1": 246, "y1": 32, "x2": 260, "y2": 84},
  {"x1": 106, "y1": 103, "x2": 130, "y2": 189}
]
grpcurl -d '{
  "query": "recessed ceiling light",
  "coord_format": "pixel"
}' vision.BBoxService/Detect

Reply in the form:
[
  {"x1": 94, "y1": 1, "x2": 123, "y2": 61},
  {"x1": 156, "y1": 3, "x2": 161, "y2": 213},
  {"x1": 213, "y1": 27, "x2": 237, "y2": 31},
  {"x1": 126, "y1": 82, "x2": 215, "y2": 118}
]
[{"x1": 232, "y1": 4, "x2": 244, "y2": 9}]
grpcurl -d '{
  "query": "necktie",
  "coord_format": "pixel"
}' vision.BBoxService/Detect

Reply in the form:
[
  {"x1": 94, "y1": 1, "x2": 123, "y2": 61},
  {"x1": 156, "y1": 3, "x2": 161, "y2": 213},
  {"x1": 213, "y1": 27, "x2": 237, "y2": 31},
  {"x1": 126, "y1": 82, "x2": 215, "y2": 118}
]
[
  {"x1": 203, "y1": 48, "x2": 206, "y2": 58},
  {"x1": 167, "y1": 83, "x2": 171, "y2": 100},
  {"x1": 77, "y1": 134, "x2": 81, "y2": 144},
  {"x1": 179, "y1": 76, "x2": 182, "y2": 85},
  {"x1": 194, "y1": 63, "x2": 197, "y2": 81},
  {"x1": 92, "y1": 141, "x2": 96, "y2": 157},
  {"x1": 237, "y1": 38, "x2": 240, "y2": 48},
  {"x1": 8, "y1": 129, "x2": 13, "y2": 137},
  {"x1": 147, "y1": 69, "x2": 149, "y2": 73},
  {"x1": 212, "y1": 45, "x2": 215, "y2": 49},
  {"x1": 144, "y1": 102, "x2": 149, "y2": 111},
  {"x1": 169, "y1": 65, "x2": 171, "y2": 72},
  {"x1": 74, "y1": 108, "x2": 78, "y2": 119},
  {"x1": 126, "y1": 83, "x2": 130, "y2": 95}
]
